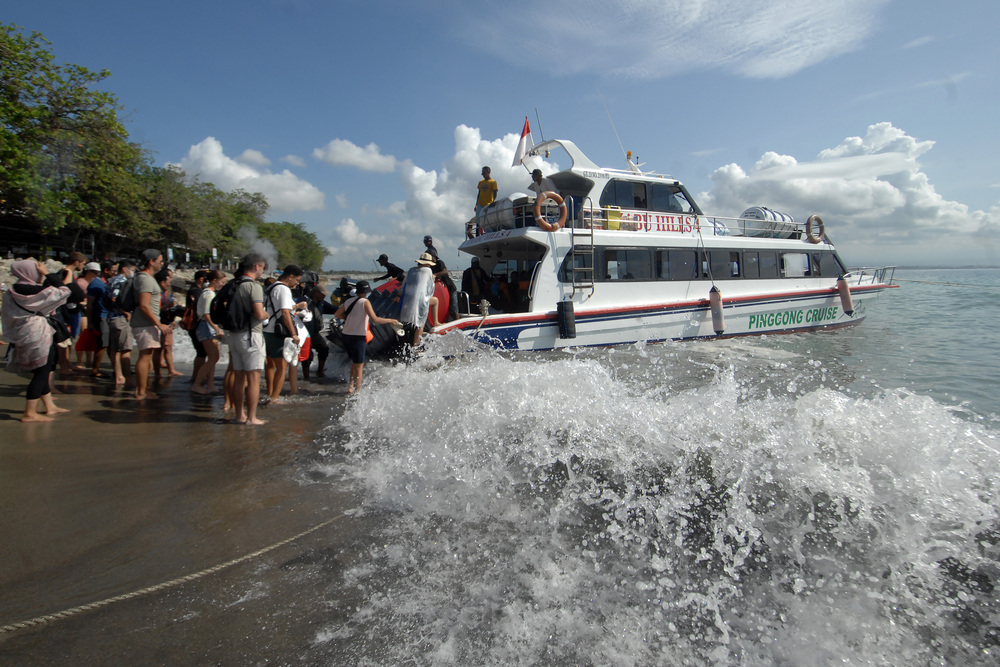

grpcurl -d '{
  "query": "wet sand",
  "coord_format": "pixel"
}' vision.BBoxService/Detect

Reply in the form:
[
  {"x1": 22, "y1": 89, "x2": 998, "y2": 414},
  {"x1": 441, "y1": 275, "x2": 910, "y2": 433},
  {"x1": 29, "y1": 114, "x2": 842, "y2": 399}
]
[{"x1": 0, "y1": 361, "x2": 380, "y2": 664}]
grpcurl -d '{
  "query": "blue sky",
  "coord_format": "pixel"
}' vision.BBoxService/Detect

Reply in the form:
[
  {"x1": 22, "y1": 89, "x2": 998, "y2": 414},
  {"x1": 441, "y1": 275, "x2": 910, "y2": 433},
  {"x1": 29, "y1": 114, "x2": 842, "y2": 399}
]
[{"x1": 6, "y1": 0, "x2": 999, "y2": 269}]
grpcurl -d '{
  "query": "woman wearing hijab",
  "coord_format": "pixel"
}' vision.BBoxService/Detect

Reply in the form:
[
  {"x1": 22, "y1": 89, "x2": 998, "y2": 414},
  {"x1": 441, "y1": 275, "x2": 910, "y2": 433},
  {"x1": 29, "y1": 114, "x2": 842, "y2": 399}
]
[{"x1": 1, "y1": 259, "x2": 73, "y2": 422}]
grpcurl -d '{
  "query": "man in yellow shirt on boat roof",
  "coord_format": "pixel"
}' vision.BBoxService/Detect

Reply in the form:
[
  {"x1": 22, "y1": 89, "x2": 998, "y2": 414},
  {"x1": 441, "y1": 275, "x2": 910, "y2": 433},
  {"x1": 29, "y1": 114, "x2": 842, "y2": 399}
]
[{"x1": 475, "y1": 166, "x2": 498, "y2": 214}]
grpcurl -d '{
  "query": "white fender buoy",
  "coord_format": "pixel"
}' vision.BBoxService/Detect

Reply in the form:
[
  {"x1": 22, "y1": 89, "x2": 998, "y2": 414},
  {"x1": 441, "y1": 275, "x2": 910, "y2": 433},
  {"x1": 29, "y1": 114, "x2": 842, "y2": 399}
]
[
  {"x1": 709, "y1": 286, "x2": 725, "y2": 335},
  {"x1": 837, "y1": 275, "x2": 855, "y2": 316}
]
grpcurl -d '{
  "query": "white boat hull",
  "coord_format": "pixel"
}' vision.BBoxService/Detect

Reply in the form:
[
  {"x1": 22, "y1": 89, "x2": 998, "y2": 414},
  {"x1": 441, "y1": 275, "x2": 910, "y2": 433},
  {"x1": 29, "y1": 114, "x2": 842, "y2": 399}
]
[{"x1": 437, "y1": 283, "x2": 888, "y2": 351}]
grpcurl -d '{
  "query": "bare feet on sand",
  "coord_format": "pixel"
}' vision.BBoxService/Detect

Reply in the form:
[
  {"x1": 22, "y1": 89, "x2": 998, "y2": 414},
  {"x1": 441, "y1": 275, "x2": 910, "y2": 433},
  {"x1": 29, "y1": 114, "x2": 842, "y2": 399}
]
[{"x1": 21, "y1": 413, "x2": 54, "y2": 423}]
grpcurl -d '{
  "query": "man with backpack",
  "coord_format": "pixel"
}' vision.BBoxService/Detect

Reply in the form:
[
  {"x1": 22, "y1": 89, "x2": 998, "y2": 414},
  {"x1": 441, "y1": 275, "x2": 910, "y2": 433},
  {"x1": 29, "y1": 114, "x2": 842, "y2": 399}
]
[
  {"x1": 263, "y1": 265, "x2": 303, "y2": 404},
  {"x1": 225, "y1": 253, "x2": 269, "y2": 425},
  {"x1": 102, "y1": 259, "x2": 136, "y2": 386}
]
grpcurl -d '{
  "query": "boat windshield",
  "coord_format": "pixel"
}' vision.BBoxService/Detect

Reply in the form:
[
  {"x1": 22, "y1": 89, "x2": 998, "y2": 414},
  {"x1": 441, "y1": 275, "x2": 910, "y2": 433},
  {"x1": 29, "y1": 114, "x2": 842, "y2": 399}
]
[{"x1": 599, "y1": 179, "x2": 697, "y2": 214}]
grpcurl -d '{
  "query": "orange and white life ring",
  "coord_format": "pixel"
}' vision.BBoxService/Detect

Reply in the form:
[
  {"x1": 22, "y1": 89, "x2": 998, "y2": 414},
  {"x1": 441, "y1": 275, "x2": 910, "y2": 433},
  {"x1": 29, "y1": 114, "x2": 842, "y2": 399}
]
[
  {"x1": 533, "y1": 191, "x2": 567, "y2": 232},
  {"x1": 805, "y1": 215, "x2": 825, "y2": 244}
]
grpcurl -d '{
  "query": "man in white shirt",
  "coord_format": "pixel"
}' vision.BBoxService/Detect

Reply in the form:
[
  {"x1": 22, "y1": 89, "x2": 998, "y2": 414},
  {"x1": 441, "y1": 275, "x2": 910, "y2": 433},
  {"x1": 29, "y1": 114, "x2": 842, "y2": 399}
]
[
  {"x1": 263, "y1": 264, "x2": 303, "y2": 403},
  {"x1": 527, "y1": 168, "x2": 558, "y2": 200}
]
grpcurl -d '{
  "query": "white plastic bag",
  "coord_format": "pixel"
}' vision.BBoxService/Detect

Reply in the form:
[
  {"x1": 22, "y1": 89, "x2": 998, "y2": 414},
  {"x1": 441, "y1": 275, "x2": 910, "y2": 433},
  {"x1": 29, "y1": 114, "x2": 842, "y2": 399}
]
[{"x1": 282, "y1": 336, "x2": 300, "y2": 366}]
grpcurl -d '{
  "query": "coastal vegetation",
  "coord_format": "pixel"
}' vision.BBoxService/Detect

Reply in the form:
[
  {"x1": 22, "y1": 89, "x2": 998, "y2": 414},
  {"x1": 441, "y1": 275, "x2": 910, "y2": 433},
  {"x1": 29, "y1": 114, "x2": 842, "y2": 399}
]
[{"x1": 0, "y1": 23, "x2": 327, "y2": 268}]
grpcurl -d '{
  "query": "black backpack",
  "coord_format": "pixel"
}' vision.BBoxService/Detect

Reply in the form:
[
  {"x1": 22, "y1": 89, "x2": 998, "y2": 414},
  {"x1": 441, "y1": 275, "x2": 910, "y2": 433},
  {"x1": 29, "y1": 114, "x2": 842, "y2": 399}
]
[
  {"x1": 102, "y1": 275, "x2": 134, "y2": 313},
  {"x1": 211, "y1": 276, "x2": 251, "y2": 331},
  {"x1": 115, "y1": 276, "x2": 138, "y2": 313}
]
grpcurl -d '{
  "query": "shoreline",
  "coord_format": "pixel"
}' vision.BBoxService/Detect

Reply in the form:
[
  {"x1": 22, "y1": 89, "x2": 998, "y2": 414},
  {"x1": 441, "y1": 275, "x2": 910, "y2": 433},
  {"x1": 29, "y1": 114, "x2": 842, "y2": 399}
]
[{"x1": 0, "y1": 359, "x2": 378, "y2": 663}]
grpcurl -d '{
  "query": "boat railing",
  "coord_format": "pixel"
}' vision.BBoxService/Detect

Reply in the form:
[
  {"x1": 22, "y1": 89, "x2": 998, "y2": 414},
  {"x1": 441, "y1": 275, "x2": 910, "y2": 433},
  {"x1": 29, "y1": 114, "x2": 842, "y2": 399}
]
[
  {"x1": 847, "y1": 266, "x2": 897, "y2": 286},
  {"x1": 473, "y1": 197, "x2": 818, "y2": 240}
]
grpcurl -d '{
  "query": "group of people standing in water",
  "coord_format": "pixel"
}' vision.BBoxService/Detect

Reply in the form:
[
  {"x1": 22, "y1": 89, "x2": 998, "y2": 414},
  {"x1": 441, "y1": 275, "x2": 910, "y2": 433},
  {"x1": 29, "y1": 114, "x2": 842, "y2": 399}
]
[{"x1": 1, "y1": 228, "x2": 525, "y2": 423}]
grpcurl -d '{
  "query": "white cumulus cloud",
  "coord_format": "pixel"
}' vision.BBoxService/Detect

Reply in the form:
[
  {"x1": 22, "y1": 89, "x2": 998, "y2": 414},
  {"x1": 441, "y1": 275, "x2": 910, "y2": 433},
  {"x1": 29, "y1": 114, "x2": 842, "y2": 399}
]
[
  {"x1": 323, "y1": 122, "x2": 999, "y2": 269},
  {"x1": 170, "y1": 137, "x2": 325, "y2": 213},
  {"x1": 457, "y1": 0, "x2": 889, "y2": 79},
  {"x1": 320, "y1": 125, "x2": 561, "y2": 266},
  {"x1": 237, "y1": 149, "x2": 270, "y2": 167},
  {"x1": 281, "y1": 154, "x2": 306, "y2": 168},
  {"x1": 699, "y1": 122, "x2": 1000, "y2": 265},
  {"x1": 313, "y1": 139, "x2": 397, "y2": 173}
]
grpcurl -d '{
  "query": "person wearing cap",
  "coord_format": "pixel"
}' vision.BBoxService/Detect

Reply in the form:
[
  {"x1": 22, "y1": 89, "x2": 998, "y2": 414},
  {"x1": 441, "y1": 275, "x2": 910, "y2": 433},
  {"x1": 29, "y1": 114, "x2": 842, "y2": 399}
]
[
  {"x1": 334, "y1": 280, "x2": 400, "y2": 394},
  {"x1": 131, "y1": 249, "x2": 169, "y2": 400},
  {"x1": 82, "y1": 260, "x2": 115, "y2": 376},
  {"x1": 423, "y1": 235, "x2": 439, "y2": 259},
  {"x1": 74, "y1": 261, "x2": 102, "y2": 369},
  {"x1": 475, "y1": 166, "x2": 498, "y2": 215},
  {"x1": 528, "y1": 168, "x2": 558, "y2": 201},
  {"x1": 374, "y1": 254, "x2": 405, "y2": 283},
  {"x1": 398, "y1": 253, "x2": 440, "y2": 348}
]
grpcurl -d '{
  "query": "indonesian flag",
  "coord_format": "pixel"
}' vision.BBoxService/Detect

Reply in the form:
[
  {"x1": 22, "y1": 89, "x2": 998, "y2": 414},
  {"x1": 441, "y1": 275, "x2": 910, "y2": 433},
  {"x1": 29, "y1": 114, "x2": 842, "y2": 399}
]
[{"x1": 512, "y1": 117, "x2": 532, "y2": 169}]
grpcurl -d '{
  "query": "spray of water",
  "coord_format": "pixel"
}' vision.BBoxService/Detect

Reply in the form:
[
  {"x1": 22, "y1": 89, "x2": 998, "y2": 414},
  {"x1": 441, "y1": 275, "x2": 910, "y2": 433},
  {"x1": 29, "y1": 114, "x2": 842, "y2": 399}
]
[{"x1": 311, "y1": 336, "x2": 1000, "y2": 664}]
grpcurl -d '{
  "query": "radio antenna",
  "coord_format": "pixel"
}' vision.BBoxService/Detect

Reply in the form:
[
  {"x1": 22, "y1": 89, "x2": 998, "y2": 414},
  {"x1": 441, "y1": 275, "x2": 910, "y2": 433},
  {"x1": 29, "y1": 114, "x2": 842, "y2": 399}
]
[
  {"x1": 534, "y1": 108, "x2": 545, "y2": 142},
  {"x1": 597, "y1": 84, "x2": 627, "y2": 162}
]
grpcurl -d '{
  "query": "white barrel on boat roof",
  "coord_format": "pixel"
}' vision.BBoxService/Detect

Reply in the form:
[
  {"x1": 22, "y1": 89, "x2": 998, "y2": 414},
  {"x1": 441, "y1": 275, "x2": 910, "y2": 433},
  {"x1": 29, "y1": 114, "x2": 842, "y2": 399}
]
[
  {"x1": 476, "y1": 197, "x2": 517, "y2": 232},
  {"x1": 739, "y1": 206, "x2": 799, "y2": 238}
]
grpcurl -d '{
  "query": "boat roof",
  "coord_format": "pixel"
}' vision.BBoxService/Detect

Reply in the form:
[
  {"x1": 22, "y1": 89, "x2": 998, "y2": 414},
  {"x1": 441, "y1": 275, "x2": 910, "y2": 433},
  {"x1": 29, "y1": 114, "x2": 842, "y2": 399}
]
[{"x1": 526, "y1": 139, "x2": 681, "y2": 185}]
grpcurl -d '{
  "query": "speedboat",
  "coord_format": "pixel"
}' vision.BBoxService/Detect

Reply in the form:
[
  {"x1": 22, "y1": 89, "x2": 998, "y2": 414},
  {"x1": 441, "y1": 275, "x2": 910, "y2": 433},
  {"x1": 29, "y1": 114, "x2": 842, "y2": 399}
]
[{"x1": 396, "y1": 139, "x2": 896, "y2": 353}]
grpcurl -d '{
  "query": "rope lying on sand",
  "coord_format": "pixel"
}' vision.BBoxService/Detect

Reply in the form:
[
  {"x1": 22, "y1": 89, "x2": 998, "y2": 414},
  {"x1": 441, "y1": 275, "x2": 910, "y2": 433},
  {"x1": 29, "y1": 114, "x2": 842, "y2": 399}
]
[{"x1": 0, "y1": 512, "x2": 346, "y2": 640}]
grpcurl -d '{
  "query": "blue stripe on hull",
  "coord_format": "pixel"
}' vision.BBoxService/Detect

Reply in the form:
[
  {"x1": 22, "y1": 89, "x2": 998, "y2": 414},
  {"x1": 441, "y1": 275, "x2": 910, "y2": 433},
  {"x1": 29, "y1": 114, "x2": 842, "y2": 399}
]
[{"x1": 461, "y1": 290, "x2": 879, "y2": 351}]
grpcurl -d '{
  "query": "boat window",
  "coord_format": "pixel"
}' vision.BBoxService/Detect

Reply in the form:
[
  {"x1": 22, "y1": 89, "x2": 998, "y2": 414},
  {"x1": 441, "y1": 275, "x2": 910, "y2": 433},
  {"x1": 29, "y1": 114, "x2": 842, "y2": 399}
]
[
  {"x1": 600, "y1": 180, "x2": 648, "y2": 210},
  {"x1": 598, "y1": 248, "x2": 652, "y2": 281},
  {"x1": 702, "y1": 251, "x2": 740, "y2": 280},
  {"x1": 746, "y1": 251, "x2": 780, "y2": 278},
  {"x1": 656, "y1": 249, "x2": 699, "y2": 280},
  {"x1": 650, "y1": 183, "x2": 695, "y2": 214},
  {"x1": 781, "y1": 252, "x2": 809, "y2": 277},
  {"x1": 759, "y1": 252, "x2": 779, "y2": 278},
  {"x1": 812, "y1": 252, "x2": 845, "y2": 277}
]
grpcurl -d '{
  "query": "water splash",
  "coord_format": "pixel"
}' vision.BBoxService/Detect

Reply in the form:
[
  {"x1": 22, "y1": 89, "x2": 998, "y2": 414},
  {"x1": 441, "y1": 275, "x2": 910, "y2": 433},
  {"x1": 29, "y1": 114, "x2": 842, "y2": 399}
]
[{"x1": 313, "y1": 339, "x2": 999, "y2": 664}]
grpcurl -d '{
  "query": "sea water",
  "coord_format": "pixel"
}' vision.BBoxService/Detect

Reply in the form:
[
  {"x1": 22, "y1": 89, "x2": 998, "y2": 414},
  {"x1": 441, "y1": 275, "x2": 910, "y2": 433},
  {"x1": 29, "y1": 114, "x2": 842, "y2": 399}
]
[{"x1": 308, "y1": 268, "x2": 1000, "y2": 665}]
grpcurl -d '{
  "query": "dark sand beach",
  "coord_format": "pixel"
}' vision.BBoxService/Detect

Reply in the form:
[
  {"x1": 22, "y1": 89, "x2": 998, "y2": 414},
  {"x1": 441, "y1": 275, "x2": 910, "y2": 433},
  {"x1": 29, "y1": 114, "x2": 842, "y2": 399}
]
[{"x1": 0, "y1": 360, "x2": 378, "y2": 664}]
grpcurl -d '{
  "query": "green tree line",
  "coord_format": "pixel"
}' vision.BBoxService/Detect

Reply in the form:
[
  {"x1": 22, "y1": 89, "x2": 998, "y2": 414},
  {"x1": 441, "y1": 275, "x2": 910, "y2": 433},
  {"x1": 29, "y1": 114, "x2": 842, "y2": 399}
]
[{"x1": 0, "y1": 24, "x2": 327, "y2": 269}]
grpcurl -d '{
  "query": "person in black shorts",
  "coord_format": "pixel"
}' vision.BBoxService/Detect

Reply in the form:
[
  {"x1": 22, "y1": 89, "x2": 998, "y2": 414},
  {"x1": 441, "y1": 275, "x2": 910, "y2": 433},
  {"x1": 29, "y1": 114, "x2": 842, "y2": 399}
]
[
  {"x1": 333, "y1": 281, "x2": 399, "y2": 394},
  {"x1": 185, "y1": 271, "x2": 209, "y2": 382}
]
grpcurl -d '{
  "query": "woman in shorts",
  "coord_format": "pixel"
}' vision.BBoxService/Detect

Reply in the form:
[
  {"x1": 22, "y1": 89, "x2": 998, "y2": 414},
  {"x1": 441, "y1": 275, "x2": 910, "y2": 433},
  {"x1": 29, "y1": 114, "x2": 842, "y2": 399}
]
[
  {"x1": 333, "y1": 280, "x2": 400, "y2": 395},
  {"x1": 191, "y1": 270, "x2": 227, "y2": 394}
]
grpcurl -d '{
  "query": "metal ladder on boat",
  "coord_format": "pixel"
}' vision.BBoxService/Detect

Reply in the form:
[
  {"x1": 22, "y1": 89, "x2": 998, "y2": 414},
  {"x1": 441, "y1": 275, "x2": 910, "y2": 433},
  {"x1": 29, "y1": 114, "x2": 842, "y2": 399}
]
[{"x1": 568, "y1": 198, "x2": 595, "y2": 297}]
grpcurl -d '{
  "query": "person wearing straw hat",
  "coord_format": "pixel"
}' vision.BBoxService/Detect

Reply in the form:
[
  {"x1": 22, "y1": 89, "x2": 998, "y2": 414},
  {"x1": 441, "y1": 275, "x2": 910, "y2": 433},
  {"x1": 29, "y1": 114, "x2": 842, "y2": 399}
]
[{"x1": 398, "y1": 252, "x2": 440, "y2": 348}]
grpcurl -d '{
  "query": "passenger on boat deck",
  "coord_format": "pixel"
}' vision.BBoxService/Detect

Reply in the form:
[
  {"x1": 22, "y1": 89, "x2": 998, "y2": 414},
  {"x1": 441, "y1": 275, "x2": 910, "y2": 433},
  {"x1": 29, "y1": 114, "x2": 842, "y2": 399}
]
[
  {"x1": 398, "y1": 253, "x2": 440, "y2": 347},
  {"x1": 490, "y1": 274, "x2": 513, "y2": 313},
  {"x1": 461, "y1": 257, "x2": 489, "y2": 310},
  {"x1": 475, "y1": 166, "x2": 498, "y2": 215},
  {"x1": 422, "y1": 235, "x2": 439, "y2": 259},
  {"x1": 374, "y1": 254, "x2": 405, "y2": 283},
  {"x1": 528, "y1": 168, "x2": 558, "y2": 201}
]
